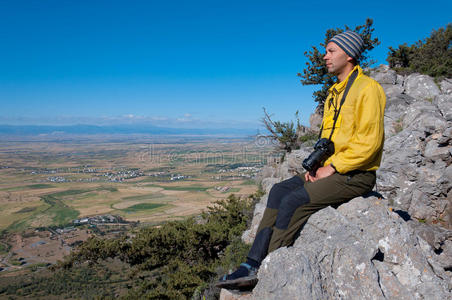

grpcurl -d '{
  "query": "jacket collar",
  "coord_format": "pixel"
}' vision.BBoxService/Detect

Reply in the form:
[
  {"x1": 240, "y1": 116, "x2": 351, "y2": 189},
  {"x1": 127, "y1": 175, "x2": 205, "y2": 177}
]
[{"x1": 329, "y1": 65, "x2": 362, "y2": 95}]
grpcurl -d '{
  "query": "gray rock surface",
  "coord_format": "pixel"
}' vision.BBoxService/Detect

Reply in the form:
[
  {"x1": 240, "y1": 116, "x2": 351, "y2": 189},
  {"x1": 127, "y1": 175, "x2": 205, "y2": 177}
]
[
  {"x1": 404, "y1": 73, "x2": 441, "y2": 100},
  {"x1": 372, "y1": 67, "x2": 452, "y2": 226},
  {"x1": 219, "y1": 289, "x2": 251, "y2": 300},
  {"x1": 370, "y1": 65, "x2": 397, "y2": 84},
  {"x1": 251, "y1": 197, "x2": 451, "y2": 299},
  {"x1": 441, "y1": 78, "x2": 452, "y2": 95},
  {"x1": 434, "y1": 94, "x2": 452, "y2": 121},
  {"x1": 242, "y1": 194, "x2": 267, "y2": 244},
  {"x1": 309, "y1": 106, "x2": 323, "y2": 132}
]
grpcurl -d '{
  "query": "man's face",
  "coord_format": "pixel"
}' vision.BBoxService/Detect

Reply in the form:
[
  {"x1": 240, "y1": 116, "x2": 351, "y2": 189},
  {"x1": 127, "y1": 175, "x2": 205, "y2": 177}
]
[{"x1": 323, "y1": 42, "x2": 352, "y2": 75}]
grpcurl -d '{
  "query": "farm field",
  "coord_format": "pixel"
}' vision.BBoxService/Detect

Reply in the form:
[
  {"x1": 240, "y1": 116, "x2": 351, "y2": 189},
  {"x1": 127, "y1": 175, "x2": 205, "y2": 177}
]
[{"x1": 0, "y1": 134, "x2": 276, "y2": 274}]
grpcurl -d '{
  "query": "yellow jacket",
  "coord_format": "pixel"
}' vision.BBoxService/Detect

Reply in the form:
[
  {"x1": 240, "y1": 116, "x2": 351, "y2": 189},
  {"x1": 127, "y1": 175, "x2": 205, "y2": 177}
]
[{"x1": 321, "y1": 65, "x2": 386, "y2": 174}]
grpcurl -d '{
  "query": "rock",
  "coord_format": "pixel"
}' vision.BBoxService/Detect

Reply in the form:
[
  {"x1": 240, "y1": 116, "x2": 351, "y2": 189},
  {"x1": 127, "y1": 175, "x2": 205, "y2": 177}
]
[
  {"x1": 408, "y1": 221, "x2": 452, "y2": 275},
  {"x1": 253, "y1": 247, "x2": 325, "y2": 300},
  {"x1": 286, "y1": 148, "x2": 311, "y2": 175},
  {"x1": 445, "y1": 165, "x2": 452, "y2": 182},
  {"x1": 381, "y1": 83, "x2": 404, "y2": 98},
  {"x1": 370, "y1": 65, "x2": 404, "y2": 99},
  {"x1": 261, "y1": 177, "x2": 279, "y2": 194},
  {"x1": 404, "y1": 73, "x2": 441, "y2": 100},
  {"x1": 274, "y1": 160, "x2": 292, "y2": 181},
  {"x1": 377, "y1": 129, "x2": 423, "y2": 205},
  {"x1": 440, "y1": 78, "x2": 452, "y2": 95},
  {"x1": 255, "y1": 166, "x2": 275, "y2": 184},
  {"x1": 309, "y1": 106, "x2": 323, "y2": 132},
  {"x1": 242, "y1": 195, "x2": 267, "y2": 244},
  {"x1": 434, "y1": 94, "x2": 452, "y2": 121},
  {"x1": 383, "y1": 94, "x2": 415, "y2": 136},
  {"x1": 219, "y1": 289, "x2": 252, "y2": 300},
  {"x1": 424, "y1": 140, "x2": 451, "y2": 161},
  {"x1": 403, "y1": 101, "x2": 446, "y2": 133},
  {"x1": 370, "y1": 65, "x2": 398, "y2": 85},
  {"x1": 408, "y1": 189, "x2": 436, "y2": 220},
  {"x1": 438, "y1": 126, "x2": 452, "y2": 145},
  {"x1": 249, "y1": 197, "x2": 452, "y2": 299}
]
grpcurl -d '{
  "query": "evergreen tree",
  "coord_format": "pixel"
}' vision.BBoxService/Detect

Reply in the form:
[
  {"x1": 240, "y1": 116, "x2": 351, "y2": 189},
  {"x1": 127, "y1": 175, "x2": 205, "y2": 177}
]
[{"x1": 387, "y1": 24, "x2": 452, "y2": 78}]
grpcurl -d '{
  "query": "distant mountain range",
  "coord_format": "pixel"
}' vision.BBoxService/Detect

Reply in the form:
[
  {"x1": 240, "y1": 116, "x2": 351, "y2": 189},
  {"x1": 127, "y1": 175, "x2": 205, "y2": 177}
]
[{"x1": 0, "y1": 124, "x2": 258, "y2": 136}]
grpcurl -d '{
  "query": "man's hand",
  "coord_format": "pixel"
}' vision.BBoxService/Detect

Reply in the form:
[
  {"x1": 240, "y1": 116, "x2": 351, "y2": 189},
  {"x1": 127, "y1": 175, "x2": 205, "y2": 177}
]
[{"x1": 304, "y1": 164, "x2": 336, "y2": 183}]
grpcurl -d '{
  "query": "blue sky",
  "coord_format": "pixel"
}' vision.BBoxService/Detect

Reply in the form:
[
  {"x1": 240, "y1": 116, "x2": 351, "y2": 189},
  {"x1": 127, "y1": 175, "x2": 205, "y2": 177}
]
[{"x1": 1, "y1": 0, "x2": 450, "y2": 129}]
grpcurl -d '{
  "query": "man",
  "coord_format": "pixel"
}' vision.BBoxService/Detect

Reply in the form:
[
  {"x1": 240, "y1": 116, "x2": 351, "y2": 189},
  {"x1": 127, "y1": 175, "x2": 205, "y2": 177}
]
[{"x1": 217, "y1": 31, "x2": 386, "y2": 289}]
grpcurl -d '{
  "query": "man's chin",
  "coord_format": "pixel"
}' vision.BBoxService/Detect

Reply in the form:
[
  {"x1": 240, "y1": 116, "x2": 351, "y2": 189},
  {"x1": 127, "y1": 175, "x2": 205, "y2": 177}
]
[{"x1": 327, "y1": 67, "x2": 337, "y2": 75}]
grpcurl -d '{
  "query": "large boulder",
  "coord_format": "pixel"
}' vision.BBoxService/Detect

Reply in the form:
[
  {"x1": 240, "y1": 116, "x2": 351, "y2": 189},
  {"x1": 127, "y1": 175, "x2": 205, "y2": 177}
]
[
  {"x1": 382, "y1": 94, "x2": 415, "y2": 137},
  {"x1": 369, "y1": 65, "x2": 398, "y2": 84},
  {"x1": 250, "y1": 197, "x2": 451, "y2": 300},
  {"x1": 434, "y1": 94, "x2": 452, "y2": 121},
  {"x1": 404, "y1": 73, "x2": 441, "y2": 100},
  {"x1": 369, "y1": 65, "x2": 404, "y2": 99}
]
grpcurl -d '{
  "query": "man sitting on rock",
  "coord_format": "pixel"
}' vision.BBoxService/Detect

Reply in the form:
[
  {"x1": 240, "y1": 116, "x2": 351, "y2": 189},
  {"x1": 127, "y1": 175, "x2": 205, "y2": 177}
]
[{"x1": 217, "y1": 31, "x2": 386, "y2": 289}]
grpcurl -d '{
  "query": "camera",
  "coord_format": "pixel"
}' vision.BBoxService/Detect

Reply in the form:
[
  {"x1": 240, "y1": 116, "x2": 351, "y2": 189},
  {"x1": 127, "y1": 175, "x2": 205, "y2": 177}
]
[{"x1": 302, "y1": 138, "x2": 335, "y2": 172}]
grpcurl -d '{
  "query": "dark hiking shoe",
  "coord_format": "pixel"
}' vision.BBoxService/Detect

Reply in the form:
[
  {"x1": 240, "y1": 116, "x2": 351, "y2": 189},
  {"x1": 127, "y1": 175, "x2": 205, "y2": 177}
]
[{"x1": 216, "y1": 263, "x2": 258, "y2": 290}]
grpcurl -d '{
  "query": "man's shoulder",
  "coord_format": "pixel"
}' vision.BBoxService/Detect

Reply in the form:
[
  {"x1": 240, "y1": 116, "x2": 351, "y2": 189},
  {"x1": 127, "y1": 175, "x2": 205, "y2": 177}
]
[{"x1": 354, "y1": 72, "x2": 383, "y2": 93}]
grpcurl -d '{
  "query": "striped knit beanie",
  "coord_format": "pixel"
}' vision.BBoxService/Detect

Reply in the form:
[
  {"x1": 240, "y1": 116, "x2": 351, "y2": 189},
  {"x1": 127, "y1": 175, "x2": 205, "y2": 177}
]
[{"x1": 329, "y1": 31, "x2": 364, "y2": 60}]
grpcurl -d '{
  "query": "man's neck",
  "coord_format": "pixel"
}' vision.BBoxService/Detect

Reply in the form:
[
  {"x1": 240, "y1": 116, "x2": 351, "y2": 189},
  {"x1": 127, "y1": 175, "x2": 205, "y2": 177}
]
[{"x1": 337, "y1": 64, "x2": 356, "y2": 82}]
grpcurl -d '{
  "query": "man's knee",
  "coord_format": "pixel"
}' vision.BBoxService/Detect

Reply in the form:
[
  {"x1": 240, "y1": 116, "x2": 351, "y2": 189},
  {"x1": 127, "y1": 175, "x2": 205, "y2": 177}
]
[
  {"x1": 267, "y1": 176, "x2": 303, "y2": 209},
  {"x1": 275, "y1": 188, "x2": 310, "y2": 230}
]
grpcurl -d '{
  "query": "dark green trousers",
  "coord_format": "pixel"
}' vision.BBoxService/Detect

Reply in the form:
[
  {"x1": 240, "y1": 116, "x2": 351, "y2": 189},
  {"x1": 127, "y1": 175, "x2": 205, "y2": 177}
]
[{"x1": 247, "y1": 171, "x2": 376, "y2": 264}]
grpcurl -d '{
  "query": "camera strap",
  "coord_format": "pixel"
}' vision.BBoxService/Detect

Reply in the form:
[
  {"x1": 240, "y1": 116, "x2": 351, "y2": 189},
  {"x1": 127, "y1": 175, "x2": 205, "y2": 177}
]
[{"x1": 319, "y1": 69, "x2": 359, "y2": 140}]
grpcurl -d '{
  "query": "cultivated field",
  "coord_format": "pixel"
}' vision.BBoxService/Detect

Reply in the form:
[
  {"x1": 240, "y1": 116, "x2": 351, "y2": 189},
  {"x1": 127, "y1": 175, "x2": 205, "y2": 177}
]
[
  {"x1": 0, "y1": 134, "x2": 277, "y2": 273},
  {"x1": 0, "y1": 135, "x2": 275, "y2": 232}
]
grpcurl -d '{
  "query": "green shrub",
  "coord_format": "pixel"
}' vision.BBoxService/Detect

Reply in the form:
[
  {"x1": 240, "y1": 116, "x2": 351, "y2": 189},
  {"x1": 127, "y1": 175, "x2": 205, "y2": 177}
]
[
  {"x1": 57, "y1": 193, "x2": 257, "y2": 299},
  {"x1": 387, "y1": 24, "x2": 452, "y2": 78}
]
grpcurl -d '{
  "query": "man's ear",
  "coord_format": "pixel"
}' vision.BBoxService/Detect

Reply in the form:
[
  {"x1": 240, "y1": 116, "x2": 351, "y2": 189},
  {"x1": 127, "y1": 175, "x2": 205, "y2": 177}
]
[{"x1": 347, "y1": 56, "x2": 357, "y2": 66}]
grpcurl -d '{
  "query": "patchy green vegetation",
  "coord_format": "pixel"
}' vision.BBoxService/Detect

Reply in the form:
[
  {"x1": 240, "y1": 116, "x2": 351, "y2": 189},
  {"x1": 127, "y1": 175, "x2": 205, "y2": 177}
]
[
  {"x1": 122, "y1": 193, "x2": 166, "y2": 201},
  {"x1": 99, "y1": 186, "x2": 118, "y2": 192},
  {"x1": 241, "y1": 179, "x2": 256, "y2": 185},
  {"x1": 50, "y1": 189, "x2": 93, "y2": 198},
  {"x1": 26, "y1": 184, "x2": 54, "y2": 189},
  {"x1": 41, "y1": 194, "x2": 80, "y2": 225},
  {"x1": 14, "y1": 207, "x2": 37, "y2": 214},
  {"x1": 393, "y1": 118, "x2": 404, "y2": 134},
  {"x1": 224, "y1": 188, "x2": 240, "y2": 193},
  {"x1": 5, "y1": 192, "x2": 81, "y2": 232},
  {"x1": 121, "y1": 203, "x2": 166, "y2": 213}
]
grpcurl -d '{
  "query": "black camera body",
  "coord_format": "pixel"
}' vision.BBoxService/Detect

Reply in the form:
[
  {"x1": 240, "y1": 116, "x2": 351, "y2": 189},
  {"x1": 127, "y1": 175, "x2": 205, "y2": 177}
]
[{"x1": 302, "y1": 138, "x2": 335, "y2": 172}]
